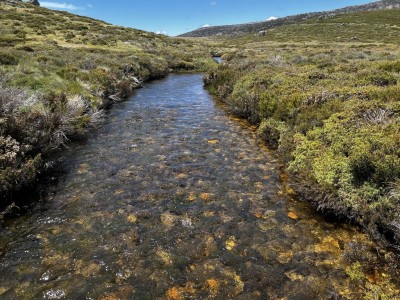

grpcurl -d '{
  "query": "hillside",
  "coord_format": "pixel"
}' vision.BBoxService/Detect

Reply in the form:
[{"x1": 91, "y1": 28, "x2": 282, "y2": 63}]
[
  {"x1": 179, "y1": 0, "x2": 400, "y2": 37},
  {"x1": 219, "y1": 8, "x2": 400, "y2": 45},
  {"x1": 0, "y1": 0, "x2": 214, "y2": 208}
]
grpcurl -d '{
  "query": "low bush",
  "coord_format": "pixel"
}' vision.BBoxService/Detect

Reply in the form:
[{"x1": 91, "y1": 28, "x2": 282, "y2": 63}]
[
  {"x1": 0, "y1": 84, "x2": 105, "y2": 205},
  {"x1": 205, "y1": 43, "x2": 400, "y2": 246},
  {"x1": 0, "y1": 51, "x2": 19, "y2": 65}
]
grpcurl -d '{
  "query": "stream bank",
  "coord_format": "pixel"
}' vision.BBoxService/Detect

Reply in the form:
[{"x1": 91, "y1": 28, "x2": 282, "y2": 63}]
[{"x1": 0, "y1": 74, "x2": 398, "y2": 299}]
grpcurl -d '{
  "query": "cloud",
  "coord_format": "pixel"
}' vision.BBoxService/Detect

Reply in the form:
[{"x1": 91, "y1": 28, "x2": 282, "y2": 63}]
[
  {"x1": 155, "y1": 30, "x2": 168, "y2": 35},
  {"x1": 210, "y1": 2, "x2": 217, "y2": 6},
  {"x1": 40, "y1": 2, "x2": 83, "y2": 10},
  {"x1": 87, "y1": 3, "x2": 93, "y2": 8},
  {"x1": 202, "y1": 24, "x2": 211, "y2": 28},
  {"x1": 266, "y1": 16, "x2": 278, "y2": 21}
]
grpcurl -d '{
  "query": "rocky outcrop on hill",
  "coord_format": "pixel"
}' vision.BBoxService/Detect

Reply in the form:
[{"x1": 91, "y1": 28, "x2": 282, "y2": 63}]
[
  {"x1": 0, "y1": 0, "x2": 39, "y2": 6},
  {"x1": 0, "y1": 0, "x2": 22, "y2": 5},
  {"x1": 28, "y1": 0, "x2": 40, "y2": 6},
  {"x1": 179, "y1": 0, "x2": 400, "y2": 37}
]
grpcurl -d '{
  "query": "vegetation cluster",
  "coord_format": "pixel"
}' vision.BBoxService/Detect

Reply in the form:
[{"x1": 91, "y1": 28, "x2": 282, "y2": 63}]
[{"x1": 205, "y1": 9, "x2": 400, "y2": 249}]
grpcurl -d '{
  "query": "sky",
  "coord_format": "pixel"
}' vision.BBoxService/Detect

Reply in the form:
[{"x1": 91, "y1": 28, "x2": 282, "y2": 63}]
[{"x1": 38, "y1": 0, "x2": 372, "y2": 36}]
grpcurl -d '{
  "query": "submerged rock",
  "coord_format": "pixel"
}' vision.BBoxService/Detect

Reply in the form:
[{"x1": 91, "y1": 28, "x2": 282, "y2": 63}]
[{"x1": 44, "y1": 289, "x2": 65, "y2": 299}]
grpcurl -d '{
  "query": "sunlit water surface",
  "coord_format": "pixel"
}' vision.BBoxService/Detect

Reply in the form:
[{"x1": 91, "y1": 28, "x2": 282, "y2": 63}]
[{"x1": 0, "y1": 74, "x2": 398, "y2": 299}]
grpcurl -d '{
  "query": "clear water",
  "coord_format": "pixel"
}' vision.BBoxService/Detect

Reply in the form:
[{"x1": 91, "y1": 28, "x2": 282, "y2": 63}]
[
  {"x1": 0, "y1": 74, "x2": 398, "y2": 299},
  {"x1": 213, "y1": 57, "x2": 222, "y2": 64}
]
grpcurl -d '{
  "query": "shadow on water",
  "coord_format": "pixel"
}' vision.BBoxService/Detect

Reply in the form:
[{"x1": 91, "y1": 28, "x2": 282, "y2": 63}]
[{"x1": 0, "y1": 74, "x2": 398, "y2": 299}]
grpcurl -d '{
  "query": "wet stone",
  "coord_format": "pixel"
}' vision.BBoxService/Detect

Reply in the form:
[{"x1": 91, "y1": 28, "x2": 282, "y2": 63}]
[{"x1": 44, "y1": 289, "x2": 66, "y2": 299}]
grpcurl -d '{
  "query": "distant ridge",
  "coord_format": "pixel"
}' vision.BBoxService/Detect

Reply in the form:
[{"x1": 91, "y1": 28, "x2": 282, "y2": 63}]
[
  {"x1": 1, "y1": 0, "x2": 40, "y2": 6},
  {"x1": 179, "y1": 0, "x2": 400, "y2": 37}
]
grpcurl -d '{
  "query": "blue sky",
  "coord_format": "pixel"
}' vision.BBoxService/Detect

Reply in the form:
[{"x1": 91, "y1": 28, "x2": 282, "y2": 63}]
[{"x1": 38, "y1": 0, "x2": 372, "y2": 36}]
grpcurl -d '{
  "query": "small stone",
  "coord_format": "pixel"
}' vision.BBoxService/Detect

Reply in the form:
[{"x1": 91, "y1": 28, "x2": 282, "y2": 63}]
[
  {"x1": 181, "y1": 216, "x2": 193, "y2": 228},
  {"x1": 286, "y1": 187, "x2": 296, "y2": 195},
  {"x1": 44, "y1": 289, "x2": 66, "y2": 299},
  {"x1": 127, "y1": 214, "x2": 137, "y2": 223},
  {"x1": 187, "y1": 192, "x2": 196, "y2": 201},
  {"x1": 262, "y1": 210, "x2": 276, "y2": 219},
  {"x1": 257, "y1": 218, "x2": 278, "y2": 231},
  {"x1": 50, "y1": 226, "x2": 62, "y2": 235},
  {"x1": 40, "y1": 270, "x2": 52, "y2": 282},
  {"x1": 100, "y1": 294, "x2": 119, "y2": 300},
  {"x1": 285, "y1": 270, "x2": 304, "y2": 281},
  {"x1": 225, "y1": 236, "x2": 237, "y2": 251},
  {"x1": 288, "y1": 212, "x2": 298, "y2": 220},
  {"x1": 157, "y1": 249, "x2": 173, "y2": 266},
  {"x1": 315, "y1": 236, "x2": 341, "y2": 255},
  {"x1": 252, "y1": 209, "x2": 263, "y2": 218},
  {"x1": 166, "y1": 287, "x2": 182, "y2": 300},
  {"x1": 207, "y1": 139, "x2": 219, "y2": 144},
  {"x1": 203, "y1": 211, "x2": 215, "y2": 217},
  {"x1": 254, "y1": 182, "x2": 264, "y2": 189},
  {"x1": 278, "y1": 250, "x2": 293, "y2": 264},
  {"x1": 206, "y1": 278, "x2": 220, "y2": 294},
  {"x1": 161, "y1": 212, "x2": 176, "y2": 227},
  {"x1": 199, "y1": 193, "x2": 213, "y2": 201}
]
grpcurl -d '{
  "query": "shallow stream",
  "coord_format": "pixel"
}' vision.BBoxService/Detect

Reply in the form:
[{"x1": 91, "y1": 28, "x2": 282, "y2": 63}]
[{"x1": 0, "y1": 74, "x2": 398, "y2": 299}]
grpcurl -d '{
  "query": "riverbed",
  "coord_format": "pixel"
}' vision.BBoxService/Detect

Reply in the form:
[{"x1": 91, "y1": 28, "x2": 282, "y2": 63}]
[{"x1": 0, "y1": 74, "x2": 398, "y2": 299}]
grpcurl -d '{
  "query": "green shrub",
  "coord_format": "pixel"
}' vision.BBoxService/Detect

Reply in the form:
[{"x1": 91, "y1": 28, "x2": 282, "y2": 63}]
[
  {"x1": 357, "y1": 71, "x2": 397, "y2": 87},
  {"x1": 258, "y1": 90, "x2": 278, "y2": 119},
  {"x1": 170, "y1": 60, "x2": 196, "y2": 71},
  {"x1": 257, "y1": 118, "x2": 286, "y2": 149},
  {"x1": 64, "y1": 32, "x2": 76, "y2": 40},
  {"x1": 227, "y1": 73, "x2": 273, "y2": 123},
  {"x1": 206, "y1": 43, "x2": 400, "y2": 245},
  {"x1": 91, "y1": 38, "x2": 108, "y2": 46},
  {"x1": 379, "y1": 60, "x2": 400, "y2": 73},
  {"x1": 56, "y1": 66, "x2": 80, "y2": 80},
  {"x1": 0, "y1": 51, "x2": 19, "y2": 65}
]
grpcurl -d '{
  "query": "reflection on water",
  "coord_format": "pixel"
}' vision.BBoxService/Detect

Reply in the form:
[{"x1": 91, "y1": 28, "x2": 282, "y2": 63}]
[
  {"x1": 0, "y1": 74, "x2": 398, "y2": 299},
  {"x1": 213, "y1": 57, "x2": 223, "y2": 64}
]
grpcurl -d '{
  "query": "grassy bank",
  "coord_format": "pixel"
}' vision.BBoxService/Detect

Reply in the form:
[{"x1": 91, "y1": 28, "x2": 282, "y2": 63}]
[
  {"x1": 0, "y1": 1, "x2": 214, "y2": 210},
  {"x1": 204, "y1": 8, "x2": 400, "y2": 249}
]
